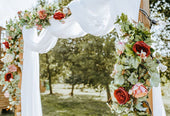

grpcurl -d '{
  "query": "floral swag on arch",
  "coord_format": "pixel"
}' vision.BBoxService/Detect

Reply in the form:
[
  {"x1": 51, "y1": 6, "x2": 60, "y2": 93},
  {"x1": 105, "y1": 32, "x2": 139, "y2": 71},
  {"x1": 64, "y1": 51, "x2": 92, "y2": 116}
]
[
  {"x1": 0, "y1": 1, "x2": 167, "y2": 116},
  {"x1": 0, "y1": 2, "x2": 70, "y2": 108}
]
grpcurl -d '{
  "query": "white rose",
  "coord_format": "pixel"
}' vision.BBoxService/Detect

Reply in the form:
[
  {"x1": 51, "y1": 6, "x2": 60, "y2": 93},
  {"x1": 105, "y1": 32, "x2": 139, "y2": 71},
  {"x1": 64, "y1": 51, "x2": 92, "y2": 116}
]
[
  {"x1": 63, "y1": 7, "x2": 69, "y2": 14},
  {"x1": 159, "y1": 63, "x2": 167, "y2": 72},
  {"x1": 10, "y1": 26, "x2": 15, "y2": 31},
  {"x1": 1, "y1": 54, "x2": 14, "y2": 63},
  {"x1": 4, "y1": 91, "x2": 10, "y2": 98}
]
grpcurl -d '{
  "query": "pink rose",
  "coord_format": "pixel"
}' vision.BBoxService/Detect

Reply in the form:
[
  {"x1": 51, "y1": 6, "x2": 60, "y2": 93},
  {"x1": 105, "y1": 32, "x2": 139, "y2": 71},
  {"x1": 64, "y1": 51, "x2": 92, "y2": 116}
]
[
  {"x1": 129, "y1": 83, "x2": 148, "y2": 98},
  {"x1": 38, "y1": 9, "x2": 47, "y2": 20},
  {"x1": 4, "y1": 91, "x2": 10, "y2": 98},
  {"x1": 8, "y1": 64, "x2": 17, "y2": 72},
  {"x1": 8, "y1": 36, "x2": 13, "y2": 40},
  {"x1": 36, "y1": 24, "x2": 43, "y2": 30}
]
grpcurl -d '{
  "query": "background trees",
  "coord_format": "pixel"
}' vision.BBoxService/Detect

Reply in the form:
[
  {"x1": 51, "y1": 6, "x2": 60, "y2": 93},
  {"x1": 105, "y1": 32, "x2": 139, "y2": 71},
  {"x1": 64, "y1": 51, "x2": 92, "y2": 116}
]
[{"x1": 40, "y1": 31, "x2": 117, "y2": 100}]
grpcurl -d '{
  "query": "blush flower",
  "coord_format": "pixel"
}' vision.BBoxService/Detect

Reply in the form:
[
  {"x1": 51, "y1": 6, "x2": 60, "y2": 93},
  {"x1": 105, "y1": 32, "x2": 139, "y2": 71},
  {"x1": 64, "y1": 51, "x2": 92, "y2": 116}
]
[
  {"x1": 114, "y1": 87, "x2": 130, "y2": 104},
  {"x1": 4, "y1": 91, "x2": 10, "y2": 98},
  {"x1": 115, "y1": 41, "x2": 125, "y2": 55},
  {"x1": 38, "y1": 9, "x2": 47, "y2": 20},
  {"x1": 53, "y1": 11, "x2": 65, "y2": 20},
  {"x1": 5, "y1": 73, "x2": 13, "y2": 82},
  {"x1": 140, "y1": 50, "x2": 147, "y2": 60},
  {"x1": 36, "y1": 24, "x2": 43, "y2": 30},
  {"x1": 129, "y1": 83, "x2": 148, "y2": 98},
  {"x1": 8, "y1": 64, "x2": 17, "y2": 72},
  {"x1": 133, "y1": 41, "x2": 151, "y2": 57},
  {"x1": 8, "y1": 36, "x2": 12, "y2": 40},
  {"x1": 2, "y1": 41, "x2": 10, "y2": 49}
]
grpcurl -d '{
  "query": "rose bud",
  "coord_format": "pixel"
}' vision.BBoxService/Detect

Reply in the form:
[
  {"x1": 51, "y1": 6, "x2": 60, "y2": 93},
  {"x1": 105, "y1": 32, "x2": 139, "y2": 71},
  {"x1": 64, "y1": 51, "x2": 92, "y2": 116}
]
[
  {"x1": 133, "y1": 41, "x2": 151, "y2": 57},
  {"x1": 114, "y1": 87, "x2": 130, "y2": 104},
  {"x1": 129, "y1": 83, "x2": 148, "y2": 98}
]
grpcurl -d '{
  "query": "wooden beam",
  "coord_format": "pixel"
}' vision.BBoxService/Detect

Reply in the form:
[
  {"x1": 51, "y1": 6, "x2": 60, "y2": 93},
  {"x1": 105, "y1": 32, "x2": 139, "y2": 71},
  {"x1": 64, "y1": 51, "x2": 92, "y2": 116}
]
[
  {"x1": 15, "y1": 37, "x2": 23, "y2": 116},
  {"x1": 138, "y1": 0, "x2": 153, "y2": 115}
]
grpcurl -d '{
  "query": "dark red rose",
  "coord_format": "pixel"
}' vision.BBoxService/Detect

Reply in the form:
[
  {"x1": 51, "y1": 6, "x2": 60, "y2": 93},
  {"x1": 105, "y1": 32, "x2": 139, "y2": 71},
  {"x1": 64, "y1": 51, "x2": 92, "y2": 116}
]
[
  {"x1": 133, "y1": 41, "x2": 151, "y2": 57},
  {"x1": 114, "y1": 87, "x2": 130, "y2": 104},
  {"x1": 3, "y1": 41, "x2": 10, "y2": 49},
  {"x1": 53, "y1": 11, "x2": 65, "y2": 20},
  {"x1": 5, "y1": 73, "x2": 13, "y2": 82}
]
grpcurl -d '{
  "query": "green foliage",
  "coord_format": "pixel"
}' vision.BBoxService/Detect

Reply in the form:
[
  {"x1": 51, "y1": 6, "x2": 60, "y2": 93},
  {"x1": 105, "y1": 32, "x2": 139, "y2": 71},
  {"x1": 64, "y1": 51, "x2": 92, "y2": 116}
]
[{"x1": 109, "y1": 13, "x2": 163, "y2": 115}]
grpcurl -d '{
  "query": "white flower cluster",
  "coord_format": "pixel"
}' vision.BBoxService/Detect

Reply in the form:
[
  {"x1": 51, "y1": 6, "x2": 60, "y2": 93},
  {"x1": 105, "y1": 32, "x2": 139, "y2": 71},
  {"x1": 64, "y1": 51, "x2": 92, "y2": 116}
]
[
  {"x1": 159, "y1": 63, "x2": 167, "y2": 72},
  {"x1": 1, "y1": 54, "x2": 14, "y2": 63}
]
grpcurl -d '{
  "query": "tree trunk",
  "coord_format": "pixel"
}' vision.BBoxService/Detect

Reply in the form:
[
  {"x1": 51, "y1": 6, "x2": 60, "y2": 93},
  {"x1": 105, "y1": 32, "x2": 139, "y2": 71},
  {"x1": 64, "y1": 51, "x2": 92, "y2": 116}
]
[
  {"x1": 106, "y1": 83, "x2": 112, "y2": 104},
  {"x1": 46, "y1": 53, "x2": 53, "y2": 94},
  {"x1": 70, "y1": 84, "x2": 74, "y2": 96}
]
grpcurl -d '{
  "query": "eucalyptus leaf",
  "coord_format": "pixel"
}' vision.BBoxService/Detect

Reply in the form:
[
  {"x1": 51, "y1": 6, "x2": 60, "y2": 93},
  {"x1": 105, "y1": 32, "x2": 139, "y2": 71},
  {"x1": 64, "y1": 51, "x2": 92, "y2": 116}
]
[
  {"x1": 114, "y1": 74, "x2": 125, "y2": 85},
  {"x1": 128, "y1": 72, "x2": 138, "y2": 84}
]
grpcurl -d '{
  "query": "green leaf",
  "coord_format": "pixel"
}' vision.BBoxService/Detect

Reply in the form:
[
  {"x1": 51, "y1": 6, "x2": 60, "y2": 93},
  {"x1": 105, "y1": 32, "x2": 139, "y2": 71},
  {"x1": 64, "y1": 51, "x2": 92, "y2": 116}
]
[{"x1": 128, "y1": 72, "x2": 138, "y2": 84}]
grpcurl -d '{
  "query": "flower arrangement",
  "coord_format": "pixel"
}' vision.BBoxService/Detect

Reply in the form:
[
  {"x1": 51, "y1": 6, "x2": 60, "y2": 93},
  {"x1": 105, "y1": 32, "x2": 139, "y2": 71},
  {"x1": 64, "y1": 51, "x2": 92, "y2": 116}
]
[
  {"x1": 0, "y1": 2, "x2": 71, "y2": 109},
  {"x1": 107, "y1": 14, "x2": 167, "y2": 115}
]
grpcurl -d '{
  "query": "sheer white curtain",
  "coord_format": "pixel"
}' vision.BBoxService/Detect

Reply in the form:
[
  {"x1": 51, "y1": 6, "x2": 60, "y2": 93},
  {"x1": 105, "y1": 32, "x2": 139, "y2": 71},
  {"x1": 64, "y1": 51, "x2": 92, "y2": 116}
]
[{"x1": 21, "y1": 0, "x2": 166, "y2": 116}]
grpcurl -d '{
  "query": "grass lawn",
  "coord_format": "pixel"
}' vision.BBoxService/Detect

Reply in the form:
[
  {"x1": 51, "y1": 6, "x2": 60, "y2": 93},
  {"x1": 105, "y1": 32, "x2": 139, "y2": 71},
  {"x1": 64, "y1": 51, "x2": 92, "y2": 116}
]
[{"x1": 41, "y1": 94, "x2": 113, "y2": 116}]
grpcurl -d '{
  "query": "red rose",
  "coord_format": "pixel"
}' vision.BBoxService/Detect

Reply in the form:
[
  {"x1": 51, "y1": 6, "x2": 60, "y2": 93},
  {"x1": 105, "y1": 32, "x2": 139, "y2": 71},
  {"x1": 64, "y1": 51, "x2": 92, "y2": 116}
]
[
  {"x1": 5, "y1": 73, "x2": 13, "y2": 82},
  {"x1": 114, "y1": 87, "x2": 130, "y2": 104},
  {"x1": 38, "y1": 9, "x2": 47, "y2": 20},
  {"x1": 53, "y1": 11, "x2": 65, "y2": 20},
  {"x1": 133, "y1": 41, "x2": 151, "y2": 57},
  {"x1": 3, "y1": 41, "x2": 10, "y2": 49}
]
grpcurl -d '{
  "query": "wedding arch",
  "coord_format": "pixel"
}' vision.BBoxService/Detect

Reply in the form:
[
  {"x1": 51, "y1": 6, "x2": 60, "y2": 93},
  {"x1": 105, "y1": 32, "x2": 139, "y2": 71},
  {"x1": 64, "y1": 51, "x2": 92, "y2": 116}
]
[{"x1": 0, "y1": 0, "x2": 167, "y2": 116}]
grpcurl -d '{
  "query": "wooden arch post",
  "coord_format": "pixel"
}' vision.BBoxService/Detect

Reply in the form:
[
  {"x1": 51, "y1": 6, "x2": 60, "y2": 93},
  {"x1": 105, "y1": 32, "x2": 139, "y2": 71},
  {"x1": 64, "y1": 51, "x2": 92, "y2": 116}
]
[{"x1": 138, "y1": 0, "x2": 153, "y2": 114}]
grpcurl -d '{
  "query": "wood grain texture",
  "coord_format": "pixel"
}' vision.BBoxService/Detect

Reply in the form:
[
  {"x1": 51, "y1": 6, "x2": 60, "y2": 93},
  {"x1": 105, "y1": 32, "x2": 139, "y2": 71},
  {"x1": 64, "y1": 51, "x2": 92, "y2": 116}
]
[
  {"x1": 15, "y1": 37, "x2": 23, "y2": 116},
  {"x1": 139, "y1": 0, "x2": 153, "y2": 115}
]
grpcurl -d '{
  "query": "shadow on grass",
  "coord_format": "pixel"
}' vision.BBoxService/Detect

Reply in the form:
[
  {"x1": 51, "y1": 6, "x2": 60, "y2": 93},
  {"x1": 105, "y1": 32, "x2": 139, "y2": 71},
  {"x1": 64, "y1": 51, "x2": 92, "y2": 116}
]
[{"x1": 41, "y1": 94, "x2": 113, "y2": 116}]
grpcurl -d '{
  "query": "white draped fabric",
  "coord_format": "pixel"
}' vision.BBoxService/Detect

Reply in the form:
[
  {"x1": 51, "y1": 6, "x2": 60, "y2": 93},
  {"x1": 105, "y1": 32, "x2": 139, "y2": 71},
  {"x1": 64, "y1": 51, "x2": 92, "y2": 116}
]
[
  {"x1": 0, "y1": 0, "x2": 165, "y2": 116},
  {"x1": 153, "y1": 85, "x2": 166, "y2": 116}
]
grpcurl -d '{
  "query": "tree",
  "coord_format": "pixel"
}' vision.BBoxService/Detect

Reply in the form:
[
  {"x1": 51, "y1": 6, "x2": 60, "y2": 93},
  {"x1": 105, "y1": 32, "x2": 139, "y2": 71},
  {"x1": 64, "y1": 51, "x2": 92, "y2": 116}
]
[
  {"x1": 52, "y1": 30, "x2": 117, "y2": 101},
  {"x1": 40, "y1": 51, "x2": 65, "y2": 94}
]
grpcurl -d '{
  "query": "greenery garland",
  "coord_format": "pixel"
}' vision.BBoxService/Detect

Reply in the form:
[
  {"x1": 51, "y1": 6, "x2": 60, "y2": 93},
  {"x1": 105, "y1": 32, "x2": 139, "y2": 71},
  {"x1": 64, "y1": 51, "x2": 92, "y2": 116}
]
[{"x1": 107, "y1": 14, "x2": 167, "y2": 115}]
